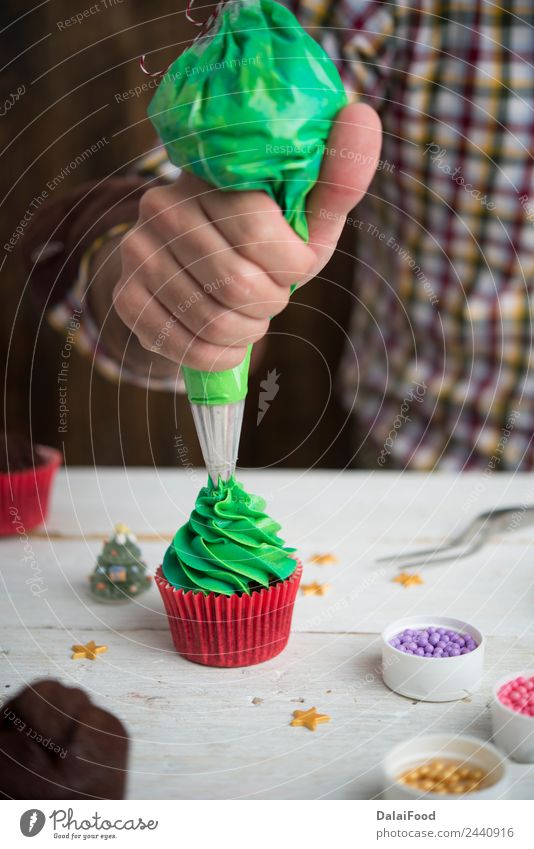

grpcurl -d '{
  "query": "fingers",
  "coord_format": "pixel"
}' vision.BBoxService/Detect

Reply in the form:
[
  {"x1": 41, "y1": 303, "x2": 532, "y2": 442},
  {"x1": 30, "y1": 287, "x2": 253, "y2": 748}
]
[
  {"x1": 118, "y1": 220, "x2": 270, "y2": 349},
  {"x1": 138, "y1": 181, "x2": 292, "y2": 320},
  {"x1": 198, "y1": 187, "x2": 316, "y2": 288},
  {"x1": 113, "y1": 273, "x2": 250, "y2": 372},
  {"x1": 142, "y1": 250, "x2": 270, "y2": 349}
]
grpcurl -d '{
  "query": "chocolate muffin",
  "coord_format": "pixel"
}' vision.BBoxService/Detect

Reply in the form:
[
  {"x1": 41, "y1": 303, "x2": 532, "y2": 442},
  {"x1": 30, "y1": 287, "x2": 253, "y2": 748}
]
[
  {"x1": 0, "y1": 679, "x2": 129, "y2": 799},
  {"x1": 0, "y1": 432, "x2": 43, "y2": 473},
  {"x1": 0, "y1": 432, "x2": 61, "y2": 535}
]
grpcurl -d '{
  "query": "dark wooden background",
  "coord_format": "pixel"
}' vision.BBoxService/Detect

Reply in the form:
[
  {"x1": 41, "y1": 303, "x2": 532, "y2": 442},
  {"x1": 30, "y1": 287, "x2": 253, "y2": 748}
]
[{"x1": 1, "y1": 0, "x2": 355, "y2": 470}]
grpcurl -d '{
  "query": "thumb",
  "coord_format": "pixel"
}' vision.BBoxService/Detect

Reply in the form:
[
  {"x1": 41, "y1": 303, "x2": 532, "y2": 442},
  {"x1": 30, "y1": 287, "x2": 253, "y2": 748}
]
[{"x1": 307, "y1": 102, "x2": 382, "y2": 265}]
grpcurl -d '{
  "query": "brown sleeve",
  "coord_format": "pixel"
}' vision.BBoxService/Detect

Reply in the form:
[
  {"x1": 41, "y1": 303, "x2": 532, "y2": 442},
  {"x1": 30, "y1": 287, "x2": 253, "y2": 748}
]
[{"x1": 17, "y1": 175, "x2": 160, "y2": 312}]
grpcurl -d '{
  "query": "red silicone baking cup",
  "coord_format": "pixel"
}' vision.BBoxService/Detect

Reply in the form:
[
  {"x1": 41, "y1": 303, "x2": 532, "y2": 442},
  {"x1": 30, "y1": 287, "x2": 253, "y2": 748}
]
[
  {"x1": 0, "y1": 445, "x2": 62, "y2": 536},
  {"x1": 155, "y1": 559, "x2": 302, "y2": 667}
]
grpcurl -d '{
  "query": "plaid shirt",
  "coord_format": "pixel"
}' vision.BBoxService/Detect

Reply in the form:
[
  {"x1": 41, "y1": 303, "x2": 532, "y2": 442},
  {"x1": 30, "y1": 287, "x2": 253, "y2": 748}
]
[
  {"x1": 287, "y1": 0, "x2": 534, "y2": 470},
  {"x1": 52, "y1": 0, "x2": 534, "y2": 469}
]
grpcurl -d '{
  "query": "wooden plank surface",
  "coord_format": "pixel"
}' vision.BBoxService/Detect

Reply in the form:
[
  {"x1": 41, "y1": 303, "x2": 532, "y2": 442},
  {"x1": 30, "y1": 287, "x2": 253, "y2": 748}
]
[{"x1": 2, "y1": 469, "x2": 534, "y2": 799}]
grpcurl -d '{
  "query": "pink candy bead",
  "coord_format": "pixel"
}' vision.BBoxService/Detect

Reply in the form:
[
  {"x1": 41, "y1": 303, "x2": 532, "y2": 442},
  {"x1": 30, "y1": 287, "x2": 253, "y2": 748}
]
[{"x1": 498, "y1": 675, "x2": 534, "y2": 716}]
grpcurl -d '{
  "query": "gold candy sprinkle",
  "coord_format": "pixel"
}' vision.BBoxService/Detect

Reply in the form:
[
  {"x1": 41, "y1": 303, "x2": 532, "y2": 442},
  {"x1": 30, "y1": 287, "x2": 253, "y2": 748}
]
[
  {"x1": 301, "y1": 581, "x2": 331, "y2": 596},
  {"x1": 397, "y1": 759, "x2": 488, "y2": 795},
  {"x1": 393, "y1": 571, "x2": 424, "y2": 588},
  {"x1": 309, "y1": 553, "x2": 339, "y2": 565}
]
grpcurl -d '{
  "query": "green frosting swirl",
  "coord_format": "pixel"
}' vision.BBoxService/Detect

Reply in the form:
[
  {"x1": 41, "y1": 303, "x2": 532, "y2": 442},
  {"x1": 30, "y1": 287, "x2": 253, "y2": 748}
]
[{"x1": 162, "y1": 476, "x2": 297, "y2": 596}]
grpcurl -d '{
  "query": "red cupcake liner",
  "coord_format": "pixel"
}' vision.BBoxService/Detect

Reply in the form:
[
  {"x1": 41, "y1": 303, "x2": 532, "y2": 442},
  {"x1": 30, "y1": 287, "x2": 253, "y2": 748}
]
[
  {"x1": 155, "y1": 559, "x2": 302, "y2": 667},
  {"x1": 0, "y1": 445, "x2": 62, "y2": 536}
]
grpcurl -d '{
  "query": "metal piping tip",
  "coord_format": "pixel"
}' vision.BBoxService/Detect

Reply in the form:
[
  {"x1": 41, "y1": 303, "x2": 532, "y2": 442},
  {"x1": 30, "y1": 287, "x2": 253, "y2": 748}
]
[{"x1": 190, "y1": 400, "x2": 245, "y2": 485}]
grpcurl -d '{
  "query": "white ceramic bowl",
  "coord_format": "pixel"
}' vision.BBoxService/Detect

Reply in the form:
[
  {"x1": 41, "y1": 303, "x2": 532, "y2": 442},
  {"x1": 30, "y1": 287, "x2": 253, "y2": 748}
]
[
  {"x1": 382, "y1": 733, "x2": 510, "y2": 800},
  {"x1": 381, "y1": 616, "x2": 484, "y2": 702},
  {"x1": 491, "y1": 670, "x2": 534, "y2": 763}
]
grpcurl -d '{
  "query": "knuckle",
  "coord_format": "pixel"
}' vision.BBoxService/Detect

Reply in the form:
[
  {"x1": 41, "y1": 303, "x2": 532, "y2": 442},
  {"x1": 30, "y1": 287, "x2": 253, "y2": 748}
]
[
  {"x1": 113, "y1": 280, "x2": 144, "y2": 327},
  {"x1": 182, "y1": 340, "x2": 246, "y2": 371},
  {"x1": 267, "y1": 291, "x2": 290, "y2": 317},
  {"x1": 235, "y1": 214, "x2": 261, "y2": 247},
  {"x1": 139, "y1": 187, "x2": 167, "y2": 222},
  {"x1": 248, "y1": 318, "x2": 270, "y2": 344},
  {"x1": 175, "y1": 288, "x2": 211, "y2": 332},
  {"x1": 180, "y1": 341, "x2": 211, "y2": 371},
  {"x1": 120, "y1": 231, "x2": 150, "y2": 271},
  {"x1": 219, "y1": 265, "x2": 255, "y2": 307},
  {"x1": 193, "y1": 305, "x2": 238, "y2": 346},
  {"x1": 276, "y1": 243, "x2": 315, "y2": 279},
  {"x1": 202, "y1": 310, "x2": 234, "y2": 343},
  {"x1": 112, "y1": 281, "x2": 129, "y2": 322},
  {"x1": 253, "y1": 215, "x2": 281, "y2": 245},
  {"x1": 296, "y1": 246, "x2": 316, "y2": 277},
  {"x1": 137, "y1": 333, "x2": 154, "y2": 352}
]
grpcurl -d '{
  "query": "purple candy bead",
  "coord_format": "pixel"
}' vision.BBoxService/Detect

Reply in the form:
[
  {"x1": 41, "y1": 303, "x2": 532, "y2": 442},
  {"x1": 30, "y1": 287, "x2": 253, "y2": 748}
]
[{"x1": 390, "y1": 625, "x2": 478, "y2": 657}]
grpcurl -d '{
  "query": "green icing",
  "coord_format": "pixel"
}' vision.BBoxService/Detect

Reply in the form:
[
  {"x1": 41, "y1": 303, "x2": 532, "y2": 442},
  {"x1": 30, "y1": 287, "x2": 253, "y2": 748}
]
[
  {"x1": 182, "y1": 346, "x2": 252, "y2": 406},
  {"x1": 162, "y1": 476, "x2": 296, "y2": 596}
]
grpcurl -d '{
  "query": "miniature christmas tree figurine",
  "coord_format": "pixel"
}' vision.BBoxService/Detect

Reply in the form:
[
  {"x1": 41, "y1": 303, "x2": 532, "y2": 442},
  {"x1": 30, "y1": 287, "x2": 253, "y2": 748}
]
[{"x1": 90, "y1": 523, "x2": 151, "y2": 603}]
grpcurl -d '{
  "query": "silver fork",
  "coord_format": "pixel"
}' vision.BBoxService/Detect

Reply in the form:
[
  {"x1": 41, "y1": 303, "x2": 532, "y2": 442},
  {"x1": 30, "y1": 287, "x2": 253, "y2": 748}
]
[{"x1": 377, "y1": 505, "x2": 534, "y2": 568}]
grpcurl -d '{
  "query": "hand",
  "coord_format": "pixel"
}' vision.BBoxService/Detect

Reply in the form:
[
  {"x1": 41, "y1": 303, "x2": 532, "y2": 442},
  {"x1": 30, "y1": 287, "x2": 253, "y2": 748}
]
[{"x1": 113, "y1": 102, "x2": 382, "y2": 372}]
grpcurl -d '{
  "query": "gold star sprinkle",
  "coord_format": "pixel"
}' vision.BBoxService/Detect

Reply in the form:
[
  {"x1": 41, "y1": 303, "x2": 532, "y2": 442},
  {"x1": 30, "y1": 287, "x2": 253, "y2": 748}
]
[
  {"x1": 71, "y1": 640, "x2": 108, "y2": 661},
  {"x1": 309, "y1": 553, "x2": 338, "y2": 565},
  {"x1": 291, "y1": 707, "x2": 331, "y2": 731},
  {"x1": 301, "y1": 581, "x2": 331, "y2": 596},
  {"x1": 393, "y1": 572, "x2": 424, "y2": 588}
]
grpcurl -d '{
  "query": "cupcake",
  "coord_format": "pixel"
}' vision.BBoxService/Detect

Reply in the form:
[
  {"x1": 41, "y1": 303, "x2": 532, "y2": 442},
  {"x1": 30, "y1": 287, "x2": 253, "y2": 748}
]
[
  {"x1": 0, "y1": 679, "x2": 129, "y2": 799},
  {"x1": 155, "y1": 476, "x2": 302, "y2": 667},
  {"x1": 0, "y1": 432, "x2": 62, "y2": 536}
]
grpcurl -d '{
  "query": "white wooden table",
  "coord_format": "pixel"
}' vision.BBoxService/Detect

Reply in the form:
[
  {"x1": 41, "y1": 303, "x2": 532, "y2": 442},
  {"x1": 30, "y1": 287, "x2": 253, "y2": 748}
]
[{"x1": 2, "y1": 468, "x2": 534, "y2": 799}]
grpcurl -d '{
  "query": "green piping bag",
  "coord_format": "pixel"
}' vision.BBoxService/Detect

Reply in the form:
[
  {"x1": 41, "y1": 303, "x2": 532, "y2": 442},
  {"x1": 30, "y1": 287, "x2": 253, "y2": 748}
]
[{"x1": 148, "y1": 0, "x2": 347, "y2": 479}]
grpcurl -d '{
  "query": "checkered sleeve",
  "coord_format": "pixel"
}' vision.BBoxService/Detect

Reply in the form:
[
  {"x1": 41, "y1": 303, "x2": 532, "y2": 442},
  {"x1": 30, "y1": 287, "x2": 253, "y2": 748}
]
[{"x1": 282, "y1": 0, "x2": 397, "y2": 104}]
